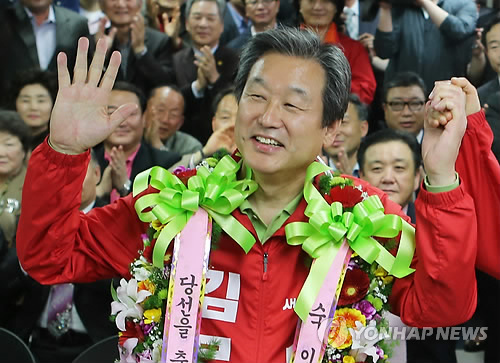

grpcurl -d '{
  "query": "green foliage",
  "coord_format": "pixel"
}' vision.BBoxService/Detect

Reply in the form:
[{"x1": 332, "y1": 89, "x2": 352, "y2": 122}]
[
  {"x1": 212, "y1": 149, "x2": 230, "y2": 161},
  {"x1": 143, "y1": 294, "x2": 162, "y2": 310},
  {"x1": 110, "y1": 281, "x2": 119, "y2": 302},
  {"x1": 198, "y1": 338, "x2": 221, "y2": 362},
  {"x1": 319, "y1": 174, "x2": 332, "y2": 194},
  {"x1": 147, "y1": 226, "x2": 156, "y2": 242},
  {"x1": 330, "y1": 176, "x2": 354, "y2": 188},
  {"x1": 158, "y1": 289, "x2": 168, "y2": 300},
  {"x1": 378, "y1": 336, "x2": 399, "y2": 362},
  {"x1": 211, "y1": 221, "x2": 222, "y2": 250},
  {"x1": 383, "y1": 238, "x2": 397, "y2": 251}
]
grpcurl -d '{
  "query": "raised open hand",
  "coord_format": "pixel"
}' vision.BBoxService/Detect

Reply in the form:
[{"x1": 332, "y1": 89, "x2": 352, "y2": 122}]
[{"x1": 49, "y1": 37, "x2": 138, "y2": 155}]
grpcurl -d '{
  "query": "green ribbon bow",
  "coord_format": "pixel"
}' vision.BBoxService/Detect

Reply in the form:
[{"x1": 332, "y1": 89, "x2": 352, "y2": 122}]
[
  {"x1": 285, "y1": 162, "x2": 416, "y2": 321},
  {"x1": 133, "y1": 156, "x2": 258, "y2": 268}
]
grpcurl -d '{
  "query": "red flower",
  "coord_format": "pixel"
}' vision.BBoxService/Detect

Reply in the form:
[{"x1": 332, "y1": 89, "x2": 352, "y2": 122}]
[
  {"x1": 174, "y1": 169, "x2": 197, "y2": 186},
  {"x1": 326, "y1": 186, "x2": 363, "y2": 209},
  {"x1": 338, "y1": 268, "x2": 370, "y2": 306},
  {"x1": 119, "y1": 321, "x2": 145, "y2": 346}
]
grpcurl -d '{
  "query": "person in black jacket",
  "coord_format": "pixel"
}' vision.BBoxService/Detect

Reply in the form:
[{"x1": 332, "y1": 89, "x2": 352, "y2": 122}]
[
  {"x1": 0, "y1": 0, "x2": 92, "y2": 101},
  {"x1": 5, "y1": 150, "x2": 119, "y2": 363},
  {"x1": 94, "y1": 81, "x2": 180, "y2": 204},
  {"x1": 172, "y1": 0, "x2": 240, "y2": 144},
  {"x1": 96, "y1": 0, "x2": 178, "y2": 96}
]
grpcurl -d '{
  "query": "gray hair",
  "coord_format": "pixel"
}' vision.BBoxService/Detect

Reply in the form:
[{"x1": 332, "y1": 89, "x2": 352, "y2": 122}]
[
  {"x1": 185, "y1": 0, "x2": 225, "y2": 20},
  {"x1": 235, "y1": 26, "x2": 351, "y2": 127},
  {"x1": 348, "y1": 93, "x2": 368, "y2": 122}
]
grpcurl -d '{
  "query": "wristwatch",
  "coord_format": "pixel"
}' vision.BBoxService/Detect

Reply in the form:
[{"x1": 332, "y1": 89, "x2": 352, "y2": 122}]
[{"x1": 118, "y1": 179, "x2": 132, "y2": 197}]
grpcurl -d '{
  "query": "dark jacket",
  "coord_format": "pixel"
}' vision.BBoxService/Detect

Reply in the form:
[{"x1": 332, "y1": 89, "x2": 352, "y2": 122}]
[
  {"x1": 94, "y1": 141, "x2": 181, "y2": 201},
  {"x1": 478, "y1": 77, "x2": 500, "y2": 107},
  {"x1": 108, "y1": 27, "x2": 177, "y2": 96},
  {"x1": 6, "y1": 196, "x2": 120, "y2": 342},
  {"x1": 173, "y1": 45, "x2": 239, "y2": 144},
  {"x1": 0, "y1": 2, "x2": 91, "y2": 98}
]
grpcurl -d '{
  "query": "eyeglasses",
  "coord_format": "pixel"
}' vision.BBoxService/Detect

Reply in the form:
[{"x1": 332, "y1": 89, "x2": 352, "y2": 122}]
[
  {"x1": 386, "y1": 100, "x2": 425, "y2": 112},
  {"x1": 246, "y1": 0, "x2": 276, "y2": 7}
]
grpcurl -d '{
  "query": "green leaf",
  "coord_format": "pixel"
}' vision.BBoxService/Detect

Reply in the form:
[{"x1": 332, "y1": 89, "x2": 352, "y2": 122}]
[
  {"x1": 143, "y1": 294, "x2": 162, "y2": 310},
  {"x1": 158, "y1": 288, "x2": 168, "y2": 300},
  {"x1": 111, "y1": 280, "x2": 119, "y2": 302},
  {"x1": 198, "y1": 338, "x2": 221, "y2": 362}
]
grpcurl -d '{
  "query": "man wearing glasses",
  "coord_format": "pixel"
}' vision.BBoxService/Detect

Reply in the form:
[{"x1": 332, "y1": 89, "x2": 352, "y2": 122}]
[
  {"x1": 227, "y1": 0, "x2": 280, "y2": 50},
  {"x1": 382, "y1": 71, "x2": 427, "y2": 143}
]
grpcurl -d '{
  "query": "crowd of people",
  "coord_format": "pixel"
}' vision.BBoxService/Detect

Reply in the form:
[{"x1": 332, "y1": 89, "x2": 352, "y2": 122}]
[{"x1": 0, "y1": 0, "x2": 499, "y2": 362}]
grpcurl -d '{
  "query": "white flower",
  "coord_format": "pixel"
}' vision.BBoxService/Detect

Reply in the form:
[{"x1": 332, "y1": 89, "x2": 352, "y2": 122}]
[
  {"x1": 111, "y1": 278, "x2": 152, "y2": 331},
  {"x1": 132, "y1": 257, "x2": 153, "y2": 281},
  {"x1": 133, "y1": 266, "x2": 152, "y2": 281},
  {"x1": 151, "y1": 339, "x2": 163, "y2": 362},
  {"x1": 349, "y1": 320, "x2": 389, "y2": 363},
  {"x1": 119, "y1": 338, "x2": 138, "y2": 363}
]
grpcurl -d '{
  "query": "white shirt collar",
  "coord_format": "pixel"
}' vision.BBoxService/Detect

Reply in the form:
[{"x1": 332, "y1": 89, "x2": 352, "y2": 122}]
[
  {"x1": 81, "y1": 200, "x2": 96, "y2": 214},
  {"x1": 193, "y1": 44, "x2": 218, "y2": 56},
  {"x1": 24, "y1": 5, "x2": 56, "y2": 24},
  {"x1": 422, "y1": 8, "x2": 430, "y2": 20},
  {"x1": 416, "y1": 129, "x2": 424, "y2": 144},
  {"x1": 250, "y1": 22, "x2": 278, "y2": 36}
]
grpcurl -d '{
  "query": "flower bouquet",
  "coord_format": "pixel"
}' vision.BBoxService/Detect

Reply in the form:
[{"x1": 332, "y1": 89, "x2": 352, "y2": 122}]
[
  {"x1": 111, "y1": 232, "x2": 220, "y2": 363},
  {"x1": 111, "y1": 151, "x2": 256, "y2": 363},
  {"x1": 286, "y1": 167, "x2": 414, "y2": 363}
]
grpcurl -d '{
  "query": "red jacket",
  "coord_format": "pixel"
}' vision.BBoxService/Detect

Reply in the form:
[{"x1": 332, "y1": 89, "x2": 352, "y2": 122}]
[
  {"x1": 336, "y1": 31, "x2": 377, "y2": 105},
  {"x1": 455, "y1": 110, "x2": 500, "y2": 278},
  {"x1": 17, "y1": 112, "x2": 497, "y2": 362}
]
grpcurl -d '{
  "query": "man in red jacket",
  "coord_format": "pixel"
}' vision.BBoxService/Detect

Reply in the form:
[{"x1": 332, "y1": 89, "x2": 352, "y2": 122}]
[{"x1": 17, "y1": 28, "x2": 499, "y2": 362}]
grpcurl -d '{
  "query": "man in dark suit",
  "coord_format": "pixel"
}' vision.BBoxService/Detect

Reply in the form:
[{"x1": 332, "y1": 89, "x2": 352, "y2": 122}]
[
  {"x1": 96, "y1": 0, "x2": 177, "y2": 96},
  {"x1": 94, "y1": 81, "x2": 180, "y2": 204},
  {"x1": 485, "y1": 91, "x2": 500, "y2": 162},
  {"x1": 172, "y1": 0, "x2": 239, "y2": 144},
  {"x1": 227, "y1": 0, "x2": 281, "y2": 51},
  {"x1": 220, "y1": 0, "x2": 248, "y2": 45},
  {"x1": 478, "y1": 13, "x2": 500, "y2": 106},
  {"x1": 358, "y1": 128, "x2": 421, "y2": 221},
  {"x1": 0, "y1": 0, "x2": 91, "y2": 98}
]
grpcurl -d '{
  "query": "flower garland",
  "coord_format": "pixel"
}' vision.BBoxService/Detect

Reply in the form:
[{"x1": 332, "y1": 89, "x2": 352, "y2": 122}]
[
  {"x1": 110, "y1": 155, "x2": 413, "y2": 363},
  {"x1": 318, "y1": 173, "x2": 398, "y2": 363},
  {"x1": 110, "y1": 153, "x2": 229, "y2": 363}
]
